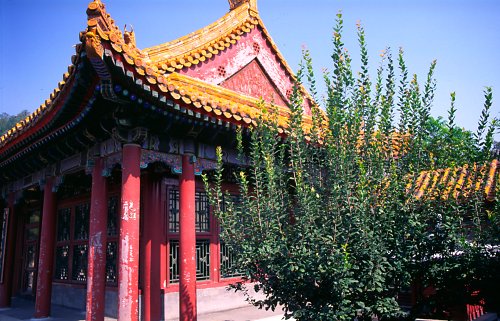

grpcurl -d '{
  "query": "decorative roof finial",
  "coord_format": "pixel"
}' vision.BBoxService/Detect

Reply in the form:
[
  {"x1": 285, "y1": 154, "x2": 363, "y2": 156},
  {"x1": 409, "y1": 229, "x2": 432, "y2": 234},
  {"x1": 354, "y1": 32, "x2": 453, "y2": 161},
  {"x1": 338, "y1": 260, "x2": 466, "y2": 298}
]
[
  {"x1": 228, "y1": 0, "x2": 257, "y2": 12},
  {"x1": 124, "y1": 24, "x2": 136, "y2": 47}
]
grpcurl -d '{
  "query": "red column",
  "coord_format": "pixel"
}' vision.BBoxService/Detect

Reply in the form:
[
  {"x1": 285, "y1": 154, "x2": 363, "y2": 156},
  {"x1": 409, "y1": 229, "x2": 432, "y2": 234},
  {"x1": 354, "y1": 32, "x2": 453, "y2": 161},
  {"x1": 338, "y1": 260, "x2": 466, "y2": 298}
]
[
  {"x1": 118, "y1": 144, "x2": 141, "y2": 321},
  {"x1": 179, "y1": 154, "x2": 197, "y2": 321},
  {"x1": 160, "y1": 182, "x2": 167, "y2": 294},
  {"x1": 34, "y1": 177, "x2": 57, "y2": 318},
  {"x1": 86, "y1": 158, "x2": 108, "y2": 321},
  {"x1": 0, "y1": 193, "x2": 17, "y2": 307},
  {"x1": 143, "y1": 174, "x2": 162, "y2": 321}
]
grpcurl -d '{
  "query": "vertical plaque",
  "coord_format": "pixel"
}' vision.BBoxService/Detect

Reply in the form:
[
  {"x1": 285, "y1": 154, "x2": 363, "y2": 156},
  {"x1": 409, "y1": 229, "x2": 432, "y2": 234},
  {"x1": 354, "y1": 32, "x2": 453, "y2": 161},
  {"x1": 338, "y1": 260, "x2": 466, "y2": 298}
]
[{"x1": 0, "y1": 208, "x2": 9, "y2": 283}]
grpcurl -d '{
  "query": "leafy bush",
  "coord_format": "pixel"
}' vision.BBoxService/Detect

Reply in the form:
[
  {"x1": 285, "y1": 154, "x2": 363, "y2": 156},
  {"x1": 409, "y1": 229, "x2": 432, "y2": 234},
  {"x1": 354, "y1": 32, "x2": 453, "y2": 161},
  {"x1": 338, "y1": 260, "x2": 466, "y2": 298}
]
[{"x1": 204, "y1": 12, "x2": 498, "y2": 321}]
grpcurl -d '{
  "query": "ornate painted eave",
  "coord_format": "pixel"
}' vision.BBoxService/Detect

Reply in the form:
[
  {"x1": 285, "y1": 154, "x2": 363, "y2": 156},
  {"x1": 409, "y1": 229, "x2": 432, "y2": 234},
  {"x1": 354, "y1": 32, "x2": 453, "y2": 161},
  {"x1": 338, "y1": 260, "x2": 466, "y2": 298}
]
[{"x1": 162, "y1": 72, "x2": 313, "y2": 133}]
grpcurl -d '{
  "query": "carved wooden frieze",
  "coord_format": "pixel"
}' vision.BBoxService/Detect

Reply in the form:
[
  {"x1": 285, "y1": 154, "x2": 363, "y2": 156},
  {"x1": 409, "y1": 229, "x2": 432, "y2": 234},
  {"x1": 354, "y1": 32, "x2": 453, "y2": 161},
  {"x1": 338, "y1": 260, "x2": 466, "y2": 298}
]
[
  {"x1": 100, "y1": 138, "x2": 122, "y2": 157},
  {"x1": 60, "y1": 153, "x2": 82, "y2": 173},
  {"x1": 140, "y1": 150, "x2": 182, "y2": 173},
  {"x1": 194, "y1": 158, "x2": 218, "y2": 176},
  {"x1": 103, "y1": 152, "x2": 122, "y2": 177}
]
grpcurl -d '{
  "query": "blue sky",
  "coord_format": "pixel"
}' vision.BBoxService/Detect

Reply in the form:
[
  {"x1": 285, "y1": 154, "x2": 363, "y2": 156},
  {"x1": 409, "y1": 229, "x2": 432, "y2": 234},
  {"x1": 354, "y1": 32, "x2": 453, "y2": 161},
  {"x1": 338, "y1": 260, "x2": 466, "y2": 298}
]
[{"x1": 0, "y1": 0, "x2": 498, "y2": 138}]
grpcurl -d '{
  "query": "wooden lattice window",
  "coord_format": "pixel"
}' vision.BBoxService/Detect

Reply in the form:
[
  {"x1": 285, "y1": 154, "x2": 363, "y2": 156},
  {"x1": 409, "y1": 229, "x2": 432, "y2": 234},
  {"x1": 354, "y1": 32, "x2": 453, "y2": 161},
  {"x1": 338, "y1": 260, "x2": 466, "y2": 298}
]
[
  {"x1": 168, "y1": 189, "x2": 210, "y2": 233},
  {"x1": 220, "y1": 241, "x2": 244, "y2": 278},
  {"x1": 169, "y1": 240, "x2": 211, "y2": 283},
  {"x1": 106, "y1": 196, "x2": 119, "y2": 285},
  {"x1": 167, "y1": 186, "x2": 214, "y2": 284},
  {"x1": 54, "y1": 197, "x2": 118, "y2": 285}
]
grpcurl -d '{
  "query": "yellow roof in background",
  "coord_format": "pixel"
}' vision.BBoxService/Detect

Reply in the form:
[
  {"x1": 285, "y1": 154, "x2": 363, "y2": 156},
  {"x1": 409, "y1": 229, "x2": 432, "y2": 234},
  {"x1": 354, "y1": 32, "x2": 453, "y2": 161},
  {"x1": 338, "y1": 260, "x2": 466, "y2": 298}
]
[{"x1": 411, "y1": 159, "x2": 499, "y2": 202}]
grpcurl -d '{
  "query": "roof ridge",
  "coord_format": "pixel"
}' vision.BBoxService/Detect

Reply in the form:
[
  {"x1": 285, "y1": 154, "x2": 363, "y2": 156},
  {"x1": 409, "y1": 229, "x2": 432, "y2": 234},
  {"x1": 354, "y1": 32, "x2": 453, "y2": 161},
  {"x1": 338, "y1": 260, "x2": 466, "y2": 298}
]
[
  {"x1": 229, "y1": 0, "x2": 258, "y2": 12},
  {"x1": 143, "y1": 3, "x2": 255, "y2": 66}
]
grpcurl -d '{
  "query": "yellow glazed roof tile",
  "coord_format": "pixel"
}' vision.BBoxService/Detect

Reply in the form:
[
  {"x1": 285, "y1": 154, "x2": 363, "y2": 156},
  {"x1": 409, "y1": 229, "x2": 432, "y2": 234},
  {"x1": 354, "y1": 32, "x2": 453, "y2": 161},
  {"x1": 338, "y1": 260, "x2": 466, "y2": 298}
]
[
  {"x1": 412, "y1": 159, "x2": 499, "y2": 202},
  {"x1": 162, "y1": 72, "x2": 313, "y2": 131},
  {"x1": 85, "y1": 0, "x2": 311, "y2": 103},
  {"x1": 144, "y1": 3, "x2": 258, "y2": 70}
]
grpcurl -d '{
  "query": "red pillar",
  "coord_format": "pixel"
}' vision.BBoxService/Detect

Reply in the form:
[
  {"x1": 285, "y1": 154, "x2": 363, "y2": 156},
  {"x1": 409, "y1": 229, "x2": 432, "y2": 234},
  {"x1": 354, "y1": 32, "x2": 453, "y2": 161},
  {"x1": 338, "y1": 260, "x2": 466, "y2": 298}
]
[
  {"x1": 118, "y1": 144, "x2": 141, "y2": 321},
  {"x1": 179, "y1": 154, "x2": 197, "y2": 321},
  {"x1": 143, "y1": 174, "x2": 162, "y2": 321},
  {"x1": 86, "y1": 158, "x2": 108, "y2": 321},
  {"x1": 34, "y1": 177, "x2": 57, "y2": 318},
  {"x1": 0, "y1": 193, "x2": 17, "y2": 308}
]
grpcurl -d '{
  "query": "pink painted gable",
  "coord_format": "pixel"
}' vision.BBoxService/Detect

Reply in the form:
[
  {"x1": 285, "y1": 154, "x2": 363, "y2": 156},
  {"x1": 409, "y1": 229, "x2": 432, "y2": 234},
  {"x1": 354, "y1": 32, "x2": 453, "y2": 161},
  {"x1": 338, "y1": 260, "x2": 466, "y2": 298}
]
[
  {"x1": 178, "y1": 27, "x2": 311, "y2": 114},
  {"x1": 220, "y1": 59, "x2": 287, "y2": 106}
]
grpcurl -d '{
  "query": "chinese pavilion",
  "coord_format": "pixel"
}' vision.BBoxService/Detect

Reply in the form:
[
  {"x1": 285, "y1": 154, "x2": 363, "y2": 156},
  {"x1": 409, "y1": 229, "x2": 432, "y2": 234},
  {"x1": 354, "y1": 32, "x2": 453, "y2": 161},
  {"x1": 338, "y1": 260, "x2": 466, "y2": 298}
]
[
  {"x1": 1, "y1": 1, "x2": 499, "y2": 321},
  {"x1": 0, "y1": 0, "x2": 314, "y2": 320}
]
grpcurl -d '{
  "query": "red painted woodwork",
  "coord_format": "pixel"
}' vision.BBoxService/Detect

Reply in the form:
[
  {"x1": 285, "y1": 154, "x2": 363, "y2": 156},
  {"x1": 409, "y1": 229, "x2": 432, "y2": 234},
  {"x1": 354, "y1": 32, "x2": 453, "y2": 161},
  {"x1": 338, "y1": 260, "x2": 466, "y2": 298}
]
[
  {"x1": 160, "y1": 182, "x2": 168, "y2": 291},
  {"x1": 118, "y1": 144, "x2": 141, "y2": 321},
  {"x1": 221, "y1": 59, "x2": 287, "y2": 106},
  {"x1": 0, "y1": 193, "x2": 17, "y2": 307},
  {"x1": 179, "y1": 155, "x2": 197, "y2": 321},
  {"x1": 143, "y1": 173, "x2": 162, "y2": 321},
  {"x1": 86, "y1": 158, "x2": 108, "y2": 321},
  {"x1": 34, "y1": 177, "x2": 57, "y2": 318}
]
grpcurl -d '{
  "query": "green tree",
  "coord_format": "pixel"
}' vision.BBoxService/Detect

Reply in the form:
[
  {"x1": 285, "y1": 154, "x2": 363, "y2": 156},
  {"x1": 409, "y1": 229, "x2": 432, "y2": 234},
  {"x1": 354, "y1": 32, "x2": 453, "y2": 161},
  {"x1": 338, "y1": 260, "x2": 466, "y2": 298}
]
[
  {"x1": 204, "y1": 13, "x2": 498, "y2": 321},
  {"x1": 422, "y1": 116, "x2": 476, "y2": 168},
  {"x1": 0, "y1": 110, "x2": 30, "y2": 135}
]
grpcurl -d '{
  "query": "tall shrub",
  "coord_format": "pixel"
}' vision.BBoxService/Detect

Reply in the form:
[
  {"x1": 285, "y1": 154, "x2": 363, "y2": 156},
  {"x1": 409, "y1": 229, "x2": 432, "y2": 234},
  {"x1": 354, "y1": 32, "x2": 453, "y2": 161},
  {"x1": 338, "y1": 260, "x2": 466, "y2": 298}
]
[{"x1": 204, "y1": 13, "x2": 497, "y2": 321}]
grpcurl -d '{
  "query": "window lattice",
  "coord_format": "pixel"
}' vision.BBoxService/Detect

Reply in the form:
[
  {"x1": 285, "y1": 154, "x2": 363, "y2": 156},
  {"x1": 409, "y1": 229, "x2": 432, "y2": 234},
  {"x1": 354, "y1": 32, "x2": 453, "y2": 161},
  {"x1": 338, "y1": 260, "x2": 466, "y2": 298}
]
[
  {"x1": 195, "y1": 192, "x2": 210, "y2": 232},
  {"x1": 72, "y1": 244, "x2": 88, "y2": 282},
  {"x1": 195, "y1": 240, "x2": 210, "y2": 280},
  {"x1": 57, "y1": 208, "x2": 71, "y2": 241},
  {"x1": 74, "y1": 203, "x2": 90, "y2": 240},
  {"x1": 106, "y1": 242, "x2": 117, "y2": 284},
  {"x1": 53, "y1": 199, "x2": 117, "y2": 286},
  {"x1": 169, "y1": 241, "x2": 179, "y2": 283},
  {"x1": 220, "y1": 242, "x2": 244, "y2": 278},
  {"x1": 168, "y1": 190, "x2": 210, "y2": 233},
  {"x1": 55, "y1": 245, "x2": 69, "y2": 280},
  {"x1": 169, "y1": 190, "x2": 179, "y2": 232},
  {"x1": 169, "y1": 240, "x2": 211, "y2": 283}
]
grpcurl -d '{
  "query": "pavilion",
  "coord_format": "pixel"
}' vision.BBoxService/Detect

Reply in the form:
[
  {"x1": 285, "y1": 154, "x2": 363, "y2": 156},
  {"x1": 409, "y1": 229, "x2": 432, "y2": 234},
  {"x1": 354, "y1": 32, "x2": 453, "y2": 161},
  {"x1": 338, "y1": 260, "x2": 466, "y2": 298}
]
[
  {"x1": 0, "y1": 0, "x2": 314, "y2": 320},
  {"x1": 0, "y1": 1, "x2": 498, "y2": 321}
]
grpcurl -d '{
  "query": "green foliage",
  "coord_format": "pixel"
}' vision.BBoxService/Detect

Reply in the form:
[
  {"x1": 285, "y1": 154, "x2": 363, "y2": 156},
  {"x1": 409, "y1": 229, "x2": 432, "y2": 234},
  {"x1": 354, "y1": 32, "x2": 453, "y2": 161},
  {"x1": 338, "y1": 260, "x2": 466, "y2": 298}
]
[
  {"x1": 204, "y1": 12, "x2": 498, "y2": 321},
  {"x1": 0, "y1": 110, "x2": 30, "y2": 135},
  {"x1": 422, "y1": 115, "x2": 476, "y2": 168}
]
